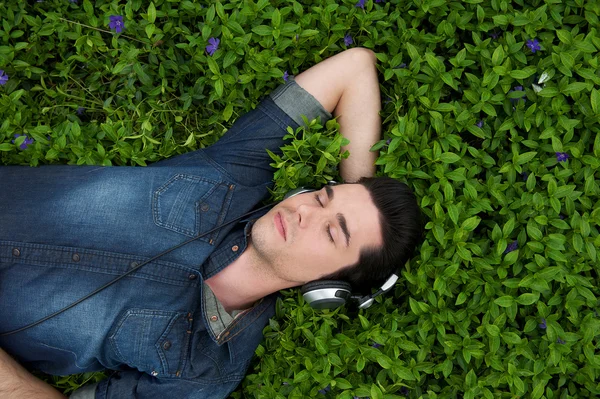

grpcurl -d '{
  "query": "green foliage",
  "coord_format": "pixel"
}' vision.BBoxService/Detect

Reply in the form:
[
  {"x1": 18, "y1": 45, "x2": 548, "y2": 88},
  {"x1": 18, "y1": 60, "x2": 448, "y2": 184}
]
[
  {"x1": 1, "y1": 0, "x2": 600, "y2": 398},
  {"x1": 268, "y1": 116, "x2": 349, "y2": 201}
]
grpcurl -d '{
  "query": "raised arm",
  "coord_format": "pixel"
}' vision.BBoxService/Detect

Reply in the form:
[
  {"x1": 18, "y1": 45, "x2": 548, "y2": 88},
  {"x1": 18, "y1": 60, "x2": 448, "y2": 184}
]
[
  {"x1": 0, "y1": 347, "x2": 66, "y2": 399},
  {"x1": 294, "y1": 47, "x2": 381, "y2": 183}
]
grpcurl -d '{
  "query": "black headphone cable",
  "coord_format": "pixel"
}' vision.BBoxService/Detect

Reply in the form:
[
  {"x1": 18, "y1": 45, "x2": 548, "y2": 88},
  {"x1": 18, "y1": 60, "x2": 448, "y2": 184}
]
[{"x1": 0, "y1": 202, "x2": 274, "y2": 337}]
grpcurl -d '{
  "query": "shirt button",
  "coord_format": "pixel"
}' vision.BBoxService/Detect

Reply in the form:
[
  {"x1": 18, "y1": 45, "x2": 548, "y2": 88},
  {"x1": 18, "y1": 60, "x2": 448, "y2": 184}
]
[
  {"x1": 188, "y1": 274, "x2": 197, "y2": 280},
  {"x1": 210, "y1": 315, "x2": 218, "y2": 322},
  {"x1": 200, "y1": 203, "x2": 210, "y2": 212},
  {"x1": 231, "y1": 245, "x2": 239, "y2": 252},
  {"x1": 12, "y1": 248, "x2": 20, "y2": 257},
  {"x1": 72, "y1": 254, "x2": 81, "y2": 262},
  {"x1": 130, "y1": 261, "x2": 139, "y2": 268},
  {"x1": 151, "y1": 371, "x2": 158, "y2": 377},
  {"x1": 162, "y1": 341, "x2": 172, "y2": 350}
]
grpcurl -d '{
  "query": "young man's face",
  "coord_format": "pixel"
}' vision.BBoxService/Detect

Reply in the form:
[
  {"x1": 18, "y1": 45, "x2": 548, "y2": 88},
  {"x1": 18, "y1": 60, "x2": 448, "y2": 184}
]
[{"x1": 249, "y1": 184, "x2": 383, "y2": 285}]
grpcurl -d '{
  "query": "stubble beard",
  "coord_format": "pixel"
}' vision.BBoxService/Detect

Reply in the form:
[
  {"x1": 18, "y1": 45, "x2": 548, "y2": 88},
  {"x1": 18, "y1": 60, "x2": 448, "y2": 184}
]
[{"x1": 249, "y1": 216, "x2": 299, "y2": 286}]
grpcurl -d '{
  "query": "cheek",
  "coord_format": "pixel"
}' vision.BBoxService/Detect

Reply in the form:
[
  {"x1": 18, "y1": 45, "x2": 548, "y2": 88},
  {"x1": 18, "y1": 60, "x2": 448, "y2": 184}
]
[{"x1": 296, "y1": 233, "x2": 330, "y2": 258}]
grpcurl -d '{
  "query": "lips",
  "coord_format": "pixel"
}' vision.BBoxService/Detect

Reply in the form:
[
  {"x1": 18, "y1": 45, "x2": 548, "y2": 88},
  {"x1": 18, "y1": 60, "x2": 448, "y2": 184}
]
[{"x1": 275, "y1": 212, "x2": 286, "y2": 241}]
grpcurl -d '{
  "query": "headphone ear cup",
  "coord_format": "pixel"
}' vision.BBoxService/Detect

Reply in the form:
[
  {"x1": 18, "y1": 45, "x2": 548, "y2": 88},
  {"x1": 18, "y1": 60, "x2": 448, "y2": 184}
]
[{"x1": 300, "y1": 280, "x2": 352, "y2": 310}]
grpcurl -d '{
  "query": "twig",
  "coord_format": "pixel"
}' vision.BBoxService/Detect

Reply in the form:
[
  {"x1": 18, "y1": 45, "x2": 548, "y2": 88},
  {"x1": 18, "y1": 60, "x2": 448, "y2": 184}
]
[{"x1": 59, "y1": 17, "x2": 151, "y2": 46}]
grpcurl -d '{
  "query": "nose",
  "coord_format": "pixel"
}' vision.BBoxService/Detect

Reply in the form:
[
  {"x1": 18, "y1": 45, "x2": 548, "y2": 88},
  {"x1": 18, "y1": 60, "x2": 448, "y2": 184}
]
[{"x1": 296, "y1": 202, "x2": 324, "y2": 229}]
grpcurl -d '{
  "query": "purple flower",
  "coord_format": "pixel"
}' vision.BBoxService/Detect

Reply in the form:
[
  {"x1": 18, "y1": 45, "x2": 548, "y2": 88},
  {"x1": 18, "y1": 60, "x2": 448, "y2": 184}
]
[
  {"x1": 344, "y1": 34, "x2": 353, "y2": 46},
  {"x1": 318, "y1": 385, "x2": 331, "y2": 395},
  {"x1": 76, "y1": 107, "x2": 85, "y2": 115},
  {"x1": 521, "y1": 171, "x2": 528, "y2": 181},
  {"x1": 283, "y1": 71, "x2": 289, "y2": 82},
  {"x1": 295, "y1": 34, "x2": 299, "y2": 41},
  {"x1": 557, "y1": 338, "x2": 565, "y2": 344},
  {"x1": 504, "y1": 240, "x2": 518, "y2": 254},
  {"x1": 476, "y1": 119, "x2": 484, "y2": 128},
  {"x1": 371, "y1": 342, "x2": 382, "y2": 348},
  {"x1": 385, "y1": 138, "x2": 392, "y2": 145},
  {"x1": 70, "y1": 0, "x2": 78, "y2": 3},
  {"x1": 108, "y1": 15, "x2": 124, "y2": 33},
  {"x1": 375, "y1": 0, "x2": 384, "y2": 2},
  {"x1": 490, "y1": 31, "x2": 501, "y2": 40},
  {"x1": 400, "y1": 387, "x2": 410, "y2": 396},
  {"x1": 12, "y1": 134, "x2": 34, "y2": 150},
  {"x1": 509, "y1": 86, "x2": 526, "y2": 103},
  {"x1": 0, "y1": 70, "x2": 8, "y2": 86},
  {"x1": 206, "y1": 37, "x2": 220, "y2": 56},
  {"x1": 559, "y1": 214, "x2": 565, "y2": 220},
  {"x1": 556, "y1": 152, "x2": 569, "y2": 162},
  {"x1": 355, "y1": 0, "x2": 366, "y2": 8},
  {"x1": 526, "y1": 39, "x2": 541, "y2": 53},
  {"x1": 539, "y1": 318, "x2": 547, "y2": 329},
  {"x1": 393, "y1": 63, "x2": 407, "y2": 69},
  {"x1": 283, "y1": 382, "x2": 289, "y2": 386}
]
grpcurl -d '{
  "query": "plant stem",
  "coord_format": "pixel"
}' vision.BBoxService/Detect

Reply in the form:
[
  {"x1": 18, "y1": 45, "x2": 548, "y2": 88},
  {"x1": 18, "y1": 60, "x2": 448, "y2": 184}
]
[{"x1": 59, "y1": 18, "x2": 151, "y2": 46}]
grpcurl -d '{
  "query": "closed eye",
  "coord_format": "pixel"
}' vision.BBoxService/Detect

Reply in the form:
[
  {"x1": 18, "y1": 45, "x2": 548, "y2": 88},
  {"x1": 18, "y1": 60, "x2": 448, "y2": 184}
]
[{"x1": 314, "y1": 193, "x2": 335, "y2": 244}]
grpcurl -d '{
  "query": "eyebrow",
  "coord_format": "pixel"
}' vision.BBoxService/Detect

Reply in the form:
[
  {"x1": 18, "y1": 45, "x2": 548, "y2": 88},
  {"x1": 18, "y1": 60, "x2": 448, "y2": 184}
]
[{"x1": 325, "y1": 186, "x2": 351, "y2": 248}]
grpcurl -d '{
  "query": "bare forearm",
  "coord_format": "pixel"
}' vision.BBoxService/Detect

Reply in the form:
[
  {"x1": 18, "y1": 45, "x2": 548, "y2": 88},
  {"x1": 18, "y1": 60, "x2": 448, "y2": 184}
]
[
  {"x1": 0, "y1": 348, "x2": 66, "y2": 399},
  {"x1": 295, "y1": 48, "x2": 382, "y2": 183},
  {"x1": 336, "y1": 53, "x2": 381, "y2": 182}
]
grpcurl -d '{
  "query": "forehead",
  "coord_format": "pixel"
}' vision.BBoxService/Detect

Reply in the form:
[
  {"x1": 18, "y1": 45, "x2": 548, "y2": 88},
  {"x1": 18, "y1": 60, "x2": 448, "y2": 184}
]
[{"x1": 325, "y1": 184, "x2": 382, "y2": 249}]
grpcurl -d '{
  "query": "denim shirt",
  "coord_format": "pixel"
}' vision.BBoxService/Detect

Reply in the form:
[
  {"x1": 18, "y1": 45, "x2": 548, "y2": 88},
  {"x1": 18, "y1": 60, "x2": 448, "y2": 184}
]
[{"x1": 0, "y1": 90, "x2": 331, "y2": 398}]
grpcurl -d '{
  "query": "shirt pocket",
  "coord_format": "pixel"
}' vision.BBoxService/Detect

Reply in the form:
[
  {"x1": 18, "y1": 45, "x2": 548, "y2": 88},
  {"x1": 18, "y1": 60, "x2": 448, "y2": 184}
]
[
  {"x1": 152, "y1": 174, "x2": 233, "y2": 243},
  {"x1": 108, "y1": 309, "x2": 193, "y2": 378}
]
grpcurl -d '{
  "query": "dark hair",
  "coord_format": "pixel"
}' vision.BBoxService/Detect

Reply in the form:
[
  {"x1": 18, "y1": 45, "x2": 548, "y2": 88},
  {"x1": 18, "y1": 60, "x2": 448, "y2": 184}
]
[{"x1": 319, "y1": 176, "x2": 423, "y2": 295}]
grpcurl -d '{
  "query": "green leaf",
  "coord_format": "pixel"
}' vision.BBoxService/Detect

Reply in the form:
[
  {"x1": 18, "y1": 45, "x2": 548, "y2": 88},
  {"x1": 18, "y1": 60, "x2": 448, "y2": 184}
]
[
  {"x1": 527, "y1": 222, "x2": 543, "y2": 241},
  {"x1": 207, "y1": 57, "x2": 220, "y2": 75},
  {"x1": 501, "y1": 332, "x2": 522, "y2": 345},
  {"x1": 485, "y1": 324, "x2": 500, "y2": 337},
  {"x1": 494, "y1": 296, "x2": 514, "y2": 307},
  {"x1": 147, "y1": 2, "x2": 156, "y2": 24},
  {"x1": 133, "y1": 63, "x2": 152, "y2": 86},
  {"x1": 214, "y1": 78, "x2": 224, "y2": 98},
  {"x1": 252, "y1": 25, "x2": 273, "y2": 36},
  {"x1": 314, "y1": 336, "x2": 328, "y2": 355},
  {"x1": 439, "y1": 152, "x2": 461, "y2": 163},
  {"x1": 516, "y1": 292, "x2": 539, "y2": 305},
  {"x1": 560, "y1": 52, "x2": 575, "y2": 70},
  {"x1": 335, "y1": 378, "x2": 352, "y2": 389},
  {"x1": 425, "y1": 52, "x2": 442, "y2": 73},
  {"x1": 299, "y1": 29, "x2": 319, "y2": 37},
  {"x1": 461, "y1": 216, "x2": 481, "y2": 232},
  {"x1": 492, "y1": 45, "x2": 504, "y2": 66},
  {"x1": 271, "y1": 8, "x2": 281, "y2": 28},
  {"x1": 393, "y1": 366, "x2": 416, "y2": 381},
  {"x1": 562, "y1": 82, "x2": 588, "y2": 95},
  {"x1": 510, "y1": 69, "x2": 536, "y2": 79},
  {"x1": 376, "y1": 353, "x2": 393, "y2": 369},
  {"x1": 293, "y1": 370, "x2": 310, "y2": 383},
  {"x1": 591, "y1": 88, "x2": 600, "y2": 114},
  {"x1": 516, "y1": 151, "x2": 537, "y2": 165}
]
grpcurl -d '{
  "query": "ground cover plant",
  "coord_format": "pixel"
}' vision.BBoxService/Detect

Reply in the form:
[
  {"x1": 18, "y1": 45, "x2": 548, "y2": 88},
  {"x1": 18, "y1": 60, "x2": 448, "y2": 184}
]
[{"x1": 1, "y1": 0, "x2": 599, "y2": 398}]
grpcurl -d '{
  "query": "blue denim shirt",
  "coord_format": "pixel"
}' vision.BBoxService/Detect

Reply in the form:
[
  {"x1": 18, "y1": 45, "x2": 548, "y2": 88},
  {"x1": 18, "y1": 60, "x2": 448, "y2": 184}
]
[{"x1": 0, "y1": 87, "x2": 332, "y2": 399}]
